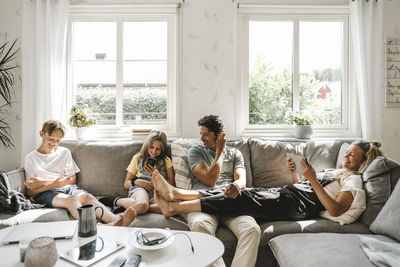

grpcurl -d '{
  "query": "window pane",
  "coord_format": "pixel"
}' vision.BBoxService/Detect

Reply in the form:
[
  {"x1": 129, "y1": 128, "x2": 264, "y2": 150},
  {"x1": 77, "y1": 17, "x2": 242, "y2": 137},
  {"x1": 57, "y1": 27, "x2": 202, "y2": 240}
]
[
  {"x1": 123, "y1": 21, "x2": 168, "y2": 125},
  {"x1": 299, "y1": 21, "x2": 343, "y2": 125},
  {"x1": 249, "y1": 21, "x2": 293, "y2": 125},
  {"x1": 72, "y1": 22, "x2": 116, "y2": 124}
]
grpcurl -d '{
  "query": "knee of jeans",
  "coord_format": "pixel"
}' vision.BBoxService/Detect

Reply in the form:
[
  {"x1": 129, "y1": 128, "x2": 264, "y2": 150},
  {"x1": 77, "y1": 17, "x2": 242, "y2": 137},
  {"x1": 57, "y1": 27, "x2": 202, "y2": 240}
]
[
  {"x1": 188, "y1": 217, "x2": 217, "y2": 235},
  {"x1": 239, "y1": 222, "x2": 261, "y2": 240}
]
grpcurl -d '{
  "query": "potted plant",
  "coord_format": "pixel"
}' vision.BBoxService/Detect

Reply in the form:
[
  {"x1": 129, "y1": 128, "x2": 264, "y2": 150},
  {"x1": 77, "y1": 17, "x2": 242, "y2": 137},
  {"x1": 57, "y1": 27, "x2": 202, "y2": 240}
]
[
  {"x1": 286, "y1": 110, "x2": 313, "y2": 139},
  {"x1": 0, "y1": 38, "x2": 18, "y2": 148},
  {"x1": 68, "y1": 105, "x2": 96, "y2": 140}
]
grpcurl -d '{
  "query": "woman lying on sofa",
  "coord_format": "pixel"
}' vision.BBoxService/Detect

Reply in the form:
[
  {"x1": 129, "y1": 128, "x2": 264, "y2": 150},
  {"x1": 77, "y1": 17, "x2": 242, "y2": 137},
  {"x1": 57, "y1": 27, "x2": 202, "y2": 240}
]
[{"x1": 152, "y1": 140, "x2": 383, "y2": 225}]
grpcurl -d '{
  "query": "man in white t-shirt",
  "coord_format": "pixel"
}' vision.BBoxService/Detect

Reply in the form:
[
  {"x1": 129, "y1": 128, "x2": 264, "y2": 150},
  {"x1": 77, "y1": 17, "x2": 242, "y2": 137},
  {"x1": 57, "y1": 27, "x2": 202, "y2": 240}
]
[{"x1": 24, "y1": 119, "x2": 136, "y2": 226}]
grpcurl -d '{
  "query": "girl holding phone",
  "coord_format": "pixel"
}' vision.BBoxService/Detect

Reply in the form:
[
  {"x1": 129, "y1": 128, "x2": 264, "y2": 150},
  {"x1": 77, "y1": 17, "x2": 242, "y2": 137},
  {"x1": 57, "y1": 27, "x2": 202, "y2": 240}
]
[{"x1": 99, "y1": 131, "x2": 175, "y2": 214}]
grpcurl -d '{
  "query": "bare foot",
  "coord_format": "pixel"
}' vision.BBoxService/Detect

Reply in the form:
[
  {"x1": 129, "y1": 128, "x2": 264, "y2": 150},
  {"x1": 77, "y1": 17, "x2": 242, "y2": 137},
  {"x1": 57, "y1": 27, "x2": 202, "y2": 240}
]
[
  {"x1": 152, "y1": 170, "x2": 175, "y2": 201},
  {"x1": 110, "y1": 215, "x2": 123, "y2": 226},
  {"x1": 154, "y1": 191, "x2": 175, "y2": 217},
  {"x1": 120, "y1": 207, "x2": 137, "y2": 226}
]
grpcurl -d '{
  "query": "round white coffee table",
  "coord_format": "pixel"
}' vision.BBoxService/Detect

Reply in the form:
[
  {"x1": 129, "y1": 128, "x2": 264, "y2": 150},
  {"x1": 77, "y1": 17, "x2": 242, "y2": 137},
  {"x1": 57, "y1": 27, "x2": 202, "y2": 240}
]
[{"x1": 0, "y1": 223, "x2": 224, "y2": 267}]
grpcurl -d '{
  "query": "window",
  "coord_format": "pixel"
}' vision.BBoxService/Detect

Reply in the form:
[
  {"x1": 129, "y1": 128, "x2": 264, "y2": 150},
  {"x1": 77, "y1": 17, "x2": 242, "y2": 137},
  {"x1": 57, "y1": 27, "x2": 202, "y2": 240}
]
[
  {"x1": 68, "y1": 5, "x2": 179, "y2": 137},
  {"x1": 237, "y1": 5, "x2": 358, "y2": 138}
]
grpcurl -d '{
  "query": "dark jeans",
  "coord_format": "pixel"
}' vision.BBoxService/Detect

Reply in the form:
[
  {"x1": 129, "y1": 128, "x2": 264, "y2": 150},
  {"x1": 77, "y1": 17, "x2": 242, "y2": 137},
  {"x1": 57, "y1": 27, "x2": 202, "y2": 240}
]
[{"x1": 199, "y1": 179, "x2": 333, "y2": 220}]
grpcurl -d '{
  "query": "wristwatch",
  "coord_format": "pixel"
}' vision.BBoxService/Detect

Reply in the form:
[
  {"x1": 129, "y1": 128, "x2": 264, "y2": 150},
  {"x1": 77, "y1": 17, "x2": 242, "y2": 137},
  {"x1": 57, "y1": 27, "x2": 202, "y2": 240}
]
[{"x1": 131, "y1": 176, "x2": 138, "y2": 186}]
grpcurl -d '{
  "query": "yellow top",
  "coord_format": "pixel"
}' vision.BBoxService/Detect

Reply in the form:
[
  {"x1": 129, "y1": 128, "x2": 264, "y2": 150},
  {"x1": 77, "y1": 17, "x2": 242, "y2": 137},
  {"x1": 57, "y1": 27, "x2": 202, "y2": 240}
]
[{"x1": 126, "y1": 154, "x2": 173, "y2": 176}]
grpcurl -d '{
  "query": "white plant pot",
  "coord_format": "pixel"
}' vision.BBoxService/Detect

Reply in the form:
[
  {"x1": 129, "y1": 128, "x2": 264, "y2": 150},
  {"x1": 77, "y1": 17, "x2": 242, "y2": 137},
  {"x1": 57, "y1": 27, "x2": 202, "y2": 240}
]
[
  {"x1": 294, "y1": 125, "x2": 313, "y2": 139},
  {"x1": 75, "y1": 127, "x2": 88, "y2": 140}
]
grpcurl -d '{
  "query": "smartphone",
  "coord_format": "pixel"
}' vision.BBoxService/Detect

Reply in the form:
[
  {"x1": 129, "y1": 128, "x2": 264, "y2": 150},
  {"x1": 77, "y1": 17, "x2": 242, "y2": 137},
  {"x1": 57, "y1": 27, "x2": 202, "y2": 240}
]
[
  {"x1": 108, "y1": 255, "x2": 126, "y2": 267},
  {"x1": 146, "y1": 157, "x2": 157, "y2": 167},
  {"x1": 303, "y1": 157, "x2": 308, "y2": 164}
]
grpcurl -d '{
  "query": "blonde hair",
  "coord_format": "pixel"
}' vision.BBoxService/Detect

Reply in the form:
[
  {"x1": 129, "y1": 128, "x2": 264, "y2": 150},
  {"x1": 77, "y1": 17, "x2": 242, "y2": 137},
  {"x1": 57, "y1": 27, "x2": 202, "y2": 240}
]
[
  {"x1": 138, "y1": 131, "x2": 168, "y2": 173},
  {"x1": 42, "y1": 120, "x2": 66, "y2": 137},
  {"x1": 353, "y1": 140, "x2": 383, "y2": 173}
]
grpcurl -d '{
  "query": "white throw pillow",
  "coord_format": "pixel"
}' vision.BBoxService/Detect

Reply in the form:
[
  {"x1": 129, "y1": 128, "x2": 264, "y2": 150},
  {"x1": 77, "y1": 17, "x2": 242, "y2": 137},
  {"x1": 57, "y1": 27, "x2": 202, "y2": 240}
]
[{"x1": 171, "y1": 139, "x2": 201, "y2": 189}]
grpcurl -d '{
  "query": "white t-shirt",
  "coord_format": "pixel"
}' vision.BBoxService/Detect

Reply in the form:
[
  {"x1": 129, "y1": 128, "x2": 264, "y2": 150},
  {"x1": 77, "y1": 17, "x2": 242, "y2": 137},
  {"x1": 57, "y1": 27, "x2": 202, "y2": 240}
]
[
  {"x1": 319, "y1": 172, "x2": 366, "y2": 225},
  {"x1": 24, "y1": 146, "x2": 80, "y2": 180}
]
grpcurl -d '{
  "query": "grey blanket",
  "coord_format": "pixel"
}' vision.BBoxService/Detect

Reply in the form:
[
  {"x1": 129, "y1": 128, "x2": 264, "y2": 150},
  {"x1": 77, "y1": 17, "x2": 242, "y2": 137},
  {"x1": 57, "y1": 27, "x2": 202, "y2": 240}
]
[
  {"x1": 360, "y1": 235, "x2": 400, "y2": 267},
  {"x1": 0, "y1": 171, "x2": 43, "y2": 213}
]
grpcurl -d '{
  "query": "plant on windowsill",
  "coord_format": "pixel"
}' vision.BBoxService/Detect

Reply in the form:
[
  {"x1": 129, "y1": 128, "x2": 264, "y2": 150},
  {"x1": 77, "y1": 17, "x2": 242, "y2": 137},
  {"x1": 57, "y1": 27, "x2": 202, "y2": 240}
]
[
  {"x1": 285, "y1": 110, "x2": 313, "y2": 139},
  {"x1": 68, "y1": 105, "x2": 96, "y2": 140},
  {"x1": 0, "y1": 38, "x2": 19, "y2": 148}
]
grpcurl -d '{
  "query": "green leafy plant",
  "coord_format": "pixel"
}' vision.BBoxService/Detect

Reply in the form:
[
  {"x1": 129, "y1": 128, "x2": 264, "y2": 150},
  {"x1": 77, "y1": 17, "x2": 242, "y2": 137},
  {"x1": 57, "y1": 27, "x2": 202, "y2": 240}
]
[
  {"x1": 0, "y1": 38, "x2": 19, "y2": 148},
  {"x1": 68, "y1": 105, "x2": 96, "y2": 128},
  {"x1": 285, "y1": 110, "x2": 313, "y2": 126},
  {"x1": 249, "y1": 55, "x2": 342, "y2": 126}
]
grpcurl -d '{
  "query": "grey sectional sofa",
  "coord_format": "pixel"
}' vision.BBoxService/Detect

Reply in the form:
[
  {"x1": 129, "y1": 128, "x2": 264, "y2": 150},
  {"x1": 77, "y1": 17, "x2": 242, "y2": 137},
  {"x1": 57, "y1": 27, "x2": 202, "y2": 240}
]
[{"x1": 1, "y1": 138, "x2": 399, "y2": 267}]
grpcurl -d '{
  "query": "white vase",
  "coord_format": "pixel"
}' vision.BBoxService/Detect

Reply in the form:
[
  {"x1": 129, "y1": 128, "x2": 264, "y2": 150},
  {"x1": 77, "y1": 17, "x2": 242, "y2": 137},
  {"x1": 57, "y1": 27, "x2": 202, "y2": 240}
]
[
  {"x1": 294, "y1": 125, "x2": 313, "y2": 139},
  {"x1": 75, "y1": 127, "x2": 87, "y2": 140}
]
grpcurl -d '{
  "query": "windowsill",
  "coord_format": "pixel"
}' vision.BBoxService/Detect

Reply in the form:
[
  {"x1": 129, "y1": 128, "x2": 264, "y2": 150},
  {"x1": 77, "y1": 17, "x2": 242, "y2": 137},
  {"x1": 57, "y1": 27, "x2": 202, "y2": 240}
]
[{"x1": 63, "y1": 126, "x2": 179, "y2": 142}]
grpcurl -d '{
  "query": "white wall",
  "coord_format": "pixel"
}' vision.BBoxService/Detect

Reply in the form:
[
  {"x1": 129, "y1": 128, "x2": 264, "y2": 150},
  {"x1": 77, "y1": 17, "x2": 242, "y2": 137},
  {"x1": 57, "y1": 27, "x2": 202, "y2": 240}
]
[
  {"x1": 0, "y1": 0, "x2": 22, "y2": 171},
  {"x1": 381, "y1": 0, "x2": 400, "y2": 163},
  {"x1": 1, "y1": 0, "x2": 400, "y2": 172},
  {"x1": 181, "y1": 0, "x2": 236, "y2": 138}
]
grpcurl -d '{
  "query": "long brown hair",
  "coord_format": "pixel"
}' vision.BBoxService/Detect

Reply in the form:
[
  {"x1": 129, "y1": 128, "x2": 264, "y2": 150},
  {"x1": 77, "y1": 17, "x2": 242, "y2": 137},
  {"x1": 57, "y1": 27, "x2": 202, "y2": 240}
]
[{"x1": 138, "y1": 130, "x2": 168, "y2": 173}]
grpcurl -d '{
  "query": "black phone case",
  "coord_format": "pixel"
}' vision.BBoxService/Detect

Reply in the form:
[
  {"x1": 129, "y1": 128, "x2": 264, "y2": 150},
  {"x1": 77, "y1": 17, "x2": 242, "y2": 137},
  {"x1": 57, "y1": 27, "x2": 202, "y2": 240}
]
[{"x1": 147, "y1": 157, "x2": 157, "y2": 167}]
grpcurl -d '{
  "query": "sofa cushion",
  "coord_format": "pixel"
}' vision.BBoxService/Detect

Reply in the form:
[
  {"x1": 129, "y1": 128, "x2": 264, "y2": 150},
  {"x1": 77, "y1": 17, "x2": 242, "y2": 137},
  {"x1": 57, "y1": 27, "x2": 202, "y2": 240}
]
[
  {"x1": 335, "y1": 142, "x2": 350, "y2": 168},
  {"x1": 61, "y1": 141, "x2": 143, "y2": 196},
  {"x1": 171, "y1": 139, "x2": 201, "y2": 189},
  {"x1": 304, "y1": 140, "x2": 343, "y2": 172},
  {"x1": 360, "y1": 156, "x2": 400, "y2": 226},
  {"x1": 370, "y1": 179, "x2": 400, "y2": 242},
  {"x1": 249, "y1": 139, "x2": 291, "y2": 188},
  {"x1": 5, "y1": 168, "x2": 25, "y2": 193},
  {"x1": 130, "y1": 213, "x2": 189, "y2": 231},
  {"x1": 227, "y1": 138, "x2": 253, "y2": 187},
  {"x1": 259, "y1": 218, "x2": 371, "y2": 246},
  {"x1": 269, "y1": 233, "x2": 385, "y2": 267}
]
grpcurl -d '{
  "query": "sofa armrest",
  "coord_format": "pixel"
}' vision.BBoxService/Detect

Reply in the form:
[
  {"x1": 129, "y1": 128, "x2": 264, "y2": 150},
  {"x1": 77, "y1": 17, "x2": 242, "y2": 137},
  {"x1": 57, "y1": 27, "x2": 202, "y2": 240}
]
[{"x1": 6, "y1": 168, "x2": 26, "y2": 194}]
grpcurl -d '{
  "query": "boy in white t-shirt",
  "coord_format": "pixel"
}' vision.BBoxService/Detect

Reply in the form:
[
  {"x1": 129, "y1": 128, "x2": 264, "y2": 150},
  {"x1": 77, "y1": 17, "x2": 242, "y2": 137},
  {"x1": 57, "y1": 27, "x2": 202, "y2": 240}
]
[{"x1": 24, "y1": 119, "x2": 136, "y2": 226}]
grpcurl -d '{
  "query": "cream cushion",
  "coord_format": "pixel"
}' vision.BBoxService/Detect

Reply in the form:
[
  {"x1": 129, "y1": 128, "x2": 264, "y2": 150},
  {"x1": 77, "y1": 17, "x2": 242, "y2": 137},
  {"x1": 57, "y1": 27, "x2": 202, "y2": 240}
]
[{"x1": 171, "y1": 138, "x2": 201, "y2": 189}]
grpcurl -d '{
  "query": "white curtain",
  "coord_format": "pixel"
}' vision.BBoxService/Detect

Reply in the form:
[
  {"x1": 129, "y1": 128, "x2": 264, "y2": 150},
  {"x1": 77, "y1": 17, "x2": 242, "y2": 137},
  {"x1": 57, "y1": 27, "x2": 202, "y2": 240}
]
[
  {"x1": 350, "y1": 0, "x2": 383, "y2": 140},
  {"x1": 21, "y1": 0, "x2": 69, "y2": 160}
]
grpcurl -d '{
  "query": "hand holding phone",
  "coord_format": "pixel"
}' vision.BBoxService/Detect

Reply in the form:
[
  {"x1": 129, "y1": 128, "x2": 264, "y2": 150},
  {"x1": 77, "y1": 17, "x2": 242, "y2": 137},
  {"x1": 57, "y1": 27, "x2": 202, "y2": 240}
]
[{"x1": 146, "y1": 157, "x2": 157, "y2": 167}]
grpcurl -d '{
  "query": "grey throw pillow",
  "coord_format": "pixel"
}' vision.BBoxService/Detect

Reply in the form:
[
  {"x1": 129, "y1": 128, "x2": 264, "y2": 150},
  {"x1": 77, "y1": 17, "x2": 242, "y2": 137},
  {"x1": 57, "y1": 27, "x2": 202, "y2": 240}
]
[
  {"x1": 360, "y1": 156, "x2": 400, "y2": 225},
  {"x1": 304, "y1": 140, "x2": 343, "y2": 172},
  {"x1": 249, "y1": 138, "x2": 291, "y2": 188},
  {"x1": 61, "y1": 141, "x2": 143, "y2": 196},
  {"x1": 335, "y1": 142, "x2": 350, "y2": 169},
  {"x1": 227, "y1": 138, "x2": 253, "y2": 187},
  {"x1": 370, "y1": 179, "x2": 400, "y2": 242}
]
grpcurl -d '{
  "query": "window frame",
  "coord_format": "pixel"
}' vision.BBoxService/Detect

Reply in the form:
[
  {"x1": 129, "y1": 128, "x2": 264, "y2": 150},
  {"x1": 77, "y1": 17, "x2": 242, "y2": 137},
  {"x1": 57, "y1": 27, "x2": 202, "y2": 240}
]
[
  {"x1": 235, "y1": 5, "x2": 360, "y2": 138},
  {"x1": 66, "y1": 5, "x2": 180, "y2": 139}
]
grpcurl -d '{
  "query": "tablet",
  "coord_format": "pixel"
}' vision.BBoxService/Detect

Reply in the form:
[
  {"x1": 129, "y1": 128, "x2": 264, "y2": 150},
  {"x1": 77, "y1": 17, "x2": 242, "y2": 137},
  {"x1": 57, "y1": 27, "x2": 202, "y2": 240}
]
[
  {"x1": 60, "y1": 236, "x2": 124, "y2": 267},
  {"x1": 286, "y1": 153, "x2": 305, "y2": 179}
]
